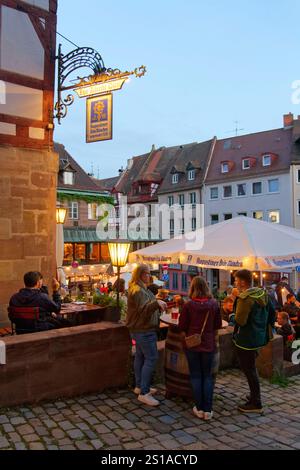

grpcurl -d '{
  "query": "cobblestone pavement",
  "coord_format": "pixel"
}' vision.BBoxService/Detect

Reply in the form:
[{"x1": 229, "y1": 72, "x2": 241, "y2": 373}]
[{"x1": 0, "y1": 370, "x2": 300, "y2": 451}]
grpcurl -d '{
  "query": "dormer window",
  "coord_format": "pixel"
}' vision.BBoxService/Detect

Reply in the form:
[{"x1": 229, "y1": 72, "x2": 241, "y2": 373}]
[
  {"x1": 221, "y1": 162, "x2": 229, "y2": 173},
  {"x1": 188, "y1": 169, "x2": 195, "y2": 181},
  {"x1": 262, "y1": 154, "x2": 271, "y2": 166},
  {"x1": 172, "y1": 174, "x2": 179, "y2": 184},
  {"x1": 63, "y1": 171, "x2": 75, "y2": 185},
  {"x1": 242, "y1": 159, "x2": 250, "y2": 170}
]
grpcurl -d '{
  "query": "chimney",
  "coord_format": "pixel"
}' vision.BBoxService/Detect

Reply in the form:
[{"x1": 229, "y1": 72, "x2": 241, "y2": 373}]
[{"x1": 283, "y1": 112, "x2": 294, "y2": 128}]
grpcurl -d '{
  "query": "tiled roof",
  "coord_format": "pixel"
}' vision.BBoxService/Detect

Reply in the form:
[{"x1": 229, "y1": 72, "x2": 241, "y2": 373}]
[
  {"x1": 92, "y1": 176, "x2": 120, "y2": 191},
  {"x1": 114, "y1": 154, "x2": 148, "y2": 194},
  {"x1": 54, "y1": 142, "x2": 101, "y2": 192},
  {"x1": 157, "y1": 140, "x2": 215, "y2": 194},
  {"x1": 206, "y1": 128, "x2": 293, "y2": 184}
]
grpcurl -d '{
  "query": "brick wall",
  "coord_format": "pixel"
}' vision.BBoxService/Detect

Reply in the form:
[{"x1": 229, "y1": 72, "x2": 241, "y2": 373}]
[
  {"x1": 0, "y1": 146, "x2": 58, "y2": 326},
  {"x1": 0, "y1": 322, "x2": 131, "y2": 407}
]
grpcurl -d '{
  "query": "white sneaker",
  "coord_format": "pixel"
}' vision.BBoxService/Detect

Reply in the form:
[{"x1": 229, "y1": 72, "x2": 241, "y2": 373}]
[
  {"x1": 138, "y1": 393, "x2": 159, "y2": 407},
  {"x1": 192, "y1": 406, "x2": 204, "y2": 419},
  {"x1": 204, "y1": 411, "x2": 213, "y2": 420},
  {"x1": 134, "y1": 387, "x2": 158, "y2": 395}
]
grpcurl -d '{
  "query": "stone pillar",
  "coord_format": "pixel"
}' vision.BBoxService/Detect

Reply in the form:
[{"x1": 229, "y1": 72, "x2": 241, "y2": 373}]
[{"x1": 0, "y1": 146, "x2": 59, "y2": 326}]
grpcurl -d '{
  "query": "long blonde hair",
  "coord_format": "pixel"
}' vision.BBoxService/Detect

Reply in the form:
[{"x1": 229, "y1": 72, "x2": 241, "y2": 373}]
[
  {"x1": 129, "y1": 264, "x2": 150, "y2": 289},
  {"x1": 189, "y1": 276, "x2": 211, "y2": 299}
]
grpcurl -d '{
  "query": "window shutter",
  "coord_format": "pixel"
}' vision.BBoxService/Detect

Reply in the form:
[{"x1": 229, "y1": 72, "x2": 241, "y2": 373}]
[{"x1": 88, "y1": 204, "x2": 92, "y2": 220}]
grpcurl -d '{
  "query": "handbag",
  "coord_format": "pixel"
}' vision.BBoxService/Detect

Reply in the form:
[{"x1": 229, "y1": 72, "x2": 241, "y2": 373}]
[{"x1": 185, "y1": 311, "x2": 210, "y2": 349}]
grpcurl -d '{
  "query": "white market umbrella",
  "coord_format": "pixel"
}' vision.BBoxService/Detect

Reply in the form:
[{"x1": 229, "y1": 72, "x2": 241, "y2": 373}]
[{"x1": 129, "y1": 217, "x2": 300, "y2": 271}]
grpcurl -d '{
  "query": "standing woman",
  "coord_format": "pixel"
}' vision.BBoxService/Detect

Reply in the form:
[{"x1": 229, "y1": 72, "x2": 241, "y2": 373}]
[
  {"x1": 127, "y1": 264, "x2": 167, "y2": 407},
  {"x1": 178, "y1": 276, "x2": 222, "y2": 420}
]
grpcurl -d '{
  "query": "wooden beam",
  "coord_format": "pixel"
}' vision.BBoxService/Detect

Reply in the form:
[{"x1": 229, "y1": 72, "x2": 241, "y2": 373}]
[
  {"x1": 1, "y1": 0, "x2": 49, "y2": 19},
  {"x1": 0, "y1": 113, "x2": 48, "y2": 128},
  {"x1": 0, "y1": 70, "x2": 45, "y2": 90}
]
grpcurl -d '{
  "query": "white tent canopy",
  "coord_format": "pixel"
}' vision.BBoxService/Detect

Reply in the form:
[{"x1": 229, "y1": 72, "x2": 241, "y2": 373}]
[{"x1": 129, "y1": 217, "x2": 300, "y2": 271}]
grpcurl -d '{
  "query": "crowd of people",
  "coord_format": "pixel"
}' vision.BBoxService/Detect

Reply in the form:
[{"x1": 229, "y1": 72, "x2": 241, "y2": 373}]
[{"x1": 7, "y1": 267, "x2": 300, "y2": 421}]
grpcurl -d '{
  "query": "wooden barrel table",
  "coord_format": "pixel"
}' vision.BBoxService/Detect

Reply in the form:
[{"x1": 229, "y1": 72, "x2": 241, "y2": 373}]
[
  {"x1": 161, "y1": 313, "x2": 223, "y2": 399},
  {"x1": 161, "y1": 314, "x2": 193, "y2": 399}
]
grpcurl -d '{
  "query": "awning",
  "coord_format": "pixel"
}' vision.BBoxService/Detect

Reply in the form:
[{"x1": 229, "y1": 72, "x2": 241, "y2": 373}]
[{"x1": 63, "y1": 228, "x2": 106, "y2": 243}]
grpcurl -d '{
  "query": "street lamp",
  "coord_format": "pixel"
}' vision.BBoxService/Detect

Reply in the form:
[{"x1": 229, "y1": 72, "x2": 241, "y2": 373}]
[
  {"x1": 108, "y1": 241, "x2": 131, "y2": 312},
  {"x1": 56, "y1": 207, "x2": 67, "y2": 224}
]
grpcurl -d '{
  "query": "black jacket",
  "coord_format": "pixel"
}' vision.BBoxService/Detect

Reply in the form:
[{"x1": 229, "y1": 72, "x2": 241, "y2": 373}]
[{"x1": 9, "y1": 288, "x2": 61, "y2": 330}]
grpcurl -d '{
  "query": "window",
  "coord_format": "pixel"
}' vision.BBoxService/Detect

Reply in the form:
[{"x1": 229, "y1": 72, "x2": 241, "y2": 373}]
[
  {"x1": 223, "y1": 140, "x2": 232, "y2": 150},
  {"x1": 237, "y1": 183, "x2": 246, "y2": 196},
  {"x1": 172, "y1": 174, "x2": 179, "y2": 184},
  {"x1": 268, "y1": 210, "x2": 280, "y2": 223},
  {"x1": 252, "y1": 182, "x2": 262, "y2": 195},
  {"x1": 88, "y1": 203, "x2": 98, "y2": 220},
  {"x1": 75, "y1": 244, "x2": 86, "y2": 261},
  {"x1": 253, "y1": 211, "x2": 263, "y2": 220},
  {"x1": 188, "y1": 169, "x2": 195, "y2": 181},
  {"x1": 170, "y1": 219, "x2": 174, "y2": 233},
  {"x1": 262, "y1": 154, "x2": 271, "y2": 166},
  {"x1": 221, "y1": 162, "x2": 229, "y2": 173},
  {"x1": 178, "y1": 194, "x2": 185, "y2": 207},
  {"x1": 298, "y1": 170, "x2": 300, "y2": 183},
  {"x1": 181, "y1": 274, "x2": 188, "y2": 291},
  {"x1": 224, "y1": 213, "x2": 232, "y2": 220},
  {"x1": 189, "y1": 192, "x2": 196, "y2": 204},
  {"x1": 242, "y1": 159, "x2": 250, "y2": 170},
  {"x1": 223, "y1": 185, "x2": 232, "y2": 198},
  {"x1": 180, "y1": 219, "x2": 185, "y2": 234},
  {"x1": 238, "y1": 212, "x2": 247, "y2": 216},
  {"x1": 168, "y1": 196, "x2": 174, "y2": 207},
  {"x1": 150, "y1": 183, "x2": 158, "y2": 196},
  {"x1": 268, "y1": 179, "x2": 279, "y2": 193},
  {"x1": 192, "y1": 217, "x2": 197, "y2": 231},
  {"x1": 172, "y1": 273, "x2": 178, "y2": 290},
  {"x1": 298, "y1": 201, "x2": 300, "y2": 215},
  {"x1": 210, "y1": 187, "x2": 218, "y2": 199},
  {"x1": 68, "y1": 201, "x2": 78, "y2": 220},
  {"x1": 148, "y1": 205, "x2": 152, "y2": 217},
  {"x1": 63, "y1": 171, "x2": 74, "y2": 185},
  {"x1": 211, "y1": 214, "x2": 219, "y2": 225}
]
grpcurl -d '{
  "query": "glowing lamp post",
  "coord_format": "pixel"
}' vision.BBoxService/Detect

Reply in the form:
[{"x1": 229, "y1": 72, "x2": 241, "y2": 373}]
[
  {"x1": 108, "y1": 241, "x2": 130, "y2": 311},
  {"x1": 56, "y1": 207, "x2": 67, "y2": 224}
]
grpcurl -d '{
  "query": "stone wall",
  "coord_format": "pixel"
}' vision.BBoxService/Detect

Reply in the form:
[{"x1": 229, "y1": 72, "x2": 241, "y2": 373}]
[
  {"x1": 0, "y1": 145, "x2": 58, "y2": 326},
  {"x1": 0, "y1": 322, "x2": 131, "y2": 408}
]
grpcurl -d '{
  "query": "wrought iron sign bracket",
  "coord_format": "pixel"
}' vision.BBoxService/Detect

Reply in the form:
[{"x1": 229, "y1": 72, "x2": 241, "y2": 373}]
[{"x1": 54, "y1": 43, "x2": 146, "y2": 124}]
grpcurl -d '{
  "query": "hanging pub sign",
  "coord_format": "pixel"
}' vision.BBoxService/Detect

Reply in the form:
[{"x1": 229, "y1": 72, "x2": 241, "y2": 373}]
[{"x1": 86, "y1": 93, "x2": 113, "y2": 143}]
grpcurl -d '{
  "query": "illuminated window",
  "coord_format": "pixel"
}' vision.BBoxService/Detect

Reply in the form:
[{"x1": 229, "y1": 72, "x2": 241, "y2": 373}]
[
  {"x1": 88, "y1": 203, "x2": 98, "y2": 220},
  {"x1": 253, "y1": 211, "x2": 263, "y2": 220},
  {"x1": 268, "y1": 210, "x2": 280, "y2": 223}
]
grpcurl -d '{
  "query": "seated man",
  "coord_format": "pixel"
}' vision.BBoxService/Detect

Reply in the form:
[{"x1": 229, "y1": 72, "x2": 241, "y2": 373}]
[
  {"x1": 221, "y1": 296, "x2": 234, "y2": 322},
  {"x1": 9, "y1": 271, "x2": 66, "y2": 333},
  {"x1": 276, "y1": 311, "x2": 296, "y2": 361},
  {"x1": 282, "y1": 294, "x2": 300, "y2": 323}
]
